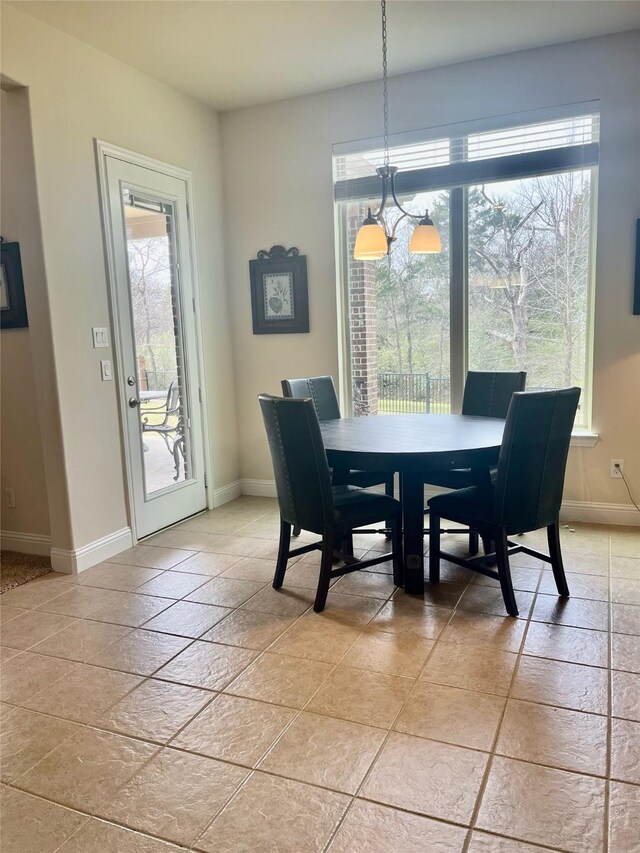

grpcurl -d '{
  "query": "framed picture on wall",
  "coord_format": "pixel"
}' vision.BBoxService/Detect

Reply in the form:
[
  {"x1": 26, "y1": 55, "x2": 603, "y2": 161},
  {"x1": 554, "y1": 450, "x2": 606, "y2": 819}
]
[
  {"x1": 0, "y1": 239, "x2": 29, "y2": 329},
  {"x1": 249, "y1": 245, "x2": 309, "y2": 334}
]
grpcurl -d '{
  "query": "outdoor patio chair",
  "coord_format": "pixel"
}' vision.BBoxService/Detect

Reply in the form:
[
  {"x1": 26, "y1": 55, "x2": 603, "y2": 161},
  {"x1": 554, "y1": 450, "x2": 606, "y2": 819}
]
[{"x1": 141, "y1": 379, "x2": 183, "y2": 478}]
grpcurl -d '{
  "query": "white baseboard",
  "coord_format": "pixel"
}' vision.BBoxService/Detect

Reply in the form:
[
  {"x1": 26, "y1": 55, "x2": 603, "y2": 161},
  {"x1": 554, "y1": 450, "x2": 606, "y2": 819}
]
[
  {"x1": 50, "y1": 527, "x2": 133, "y2": 574},
  {"x1": 240, "y1": 478, "x2": 278, "y2": 498},
  {"x1": 0, "y1": 530, "x2": 51, "y2": 556},
  {"x1": 213, "y1": 480, "x2": 242, "y2": 508},
  {"x1": 560, "y1": 501, "x2": 640, "y2": 527},
  {"x1": 237, "y1": 479, "x2": 640, "y2": 528}
]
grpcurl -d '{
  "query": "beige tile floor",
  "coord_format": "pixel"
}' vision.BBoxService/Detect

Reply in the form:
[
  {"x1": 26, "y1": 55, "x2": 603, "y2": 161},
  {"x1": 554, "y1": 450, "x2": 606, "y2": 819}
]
[{"x1": 1, "y1": 496, "x2": 639, "y2": 852}]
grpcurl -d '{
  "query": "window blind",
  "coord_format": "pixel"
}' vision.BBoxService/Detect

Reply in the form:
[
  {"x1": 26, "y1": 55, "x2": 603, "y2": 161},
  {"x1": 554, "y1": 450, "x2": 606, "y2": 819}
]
[{"x1": 334, "y1": 112, "x2": 599, "y2": 202}]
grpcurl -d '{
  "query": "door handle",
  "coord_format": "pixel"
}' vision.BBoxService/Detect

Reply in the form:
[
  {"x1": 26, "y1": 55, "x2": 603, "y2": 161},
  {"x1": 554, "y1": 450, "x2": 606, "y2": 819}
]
[
  {"x1": 128, "y1": 397, "x2": 140, "y2": 408},
  {"x1": 126, "y1": 375, "x2": 136, "y2": 387}
]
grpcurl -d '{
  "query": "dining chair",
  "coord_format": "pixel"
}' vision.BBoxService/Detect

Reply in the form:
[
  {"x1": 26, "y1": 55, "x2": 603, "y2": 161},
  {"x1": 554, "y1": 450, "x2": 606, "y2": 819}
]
[
  {"x1": 428, "y1": 387, "x2": 580, "y2": 616},
  {"x1": 423, "y1": 371, "x2": 527, "y2": 553},
  {"x1": 259, "y1": 394, "x2": 403, "y2": 612},
  {"x1": 282, "y1": 375, "x2": 395, "y2": 536}
]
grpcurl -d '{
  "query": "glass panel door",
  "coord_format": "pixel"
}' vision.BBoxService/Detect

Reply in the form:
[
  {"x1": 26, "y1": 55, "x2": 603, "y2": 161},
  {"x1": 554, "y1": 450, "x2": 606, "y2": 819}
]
[
  {"x1": 123, "y1": 191, "x2": 191, "y2": 496},
  {"x1": 102, "y1": 153, "x2": 207, "y2": 539}
]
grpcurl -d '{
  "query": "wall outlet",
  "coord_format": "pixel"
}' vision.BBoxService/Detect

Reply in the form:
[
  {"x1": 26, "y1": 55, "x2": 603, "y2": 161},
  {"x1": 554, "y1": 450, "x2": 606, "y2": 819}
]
[
  {"x1": 5, "y1": 488, "x2": 16, "y2": 508},
  {"x1": 610, "y1": 459, "x2": 624, "y2": 479}
]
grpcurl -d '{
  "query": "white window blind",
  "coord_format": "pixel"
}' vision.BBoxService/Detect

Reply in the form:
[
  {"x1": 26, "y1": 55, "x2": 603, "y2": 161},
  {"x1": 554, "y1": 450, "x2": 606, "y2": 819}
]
[{"x1": 334, "y1": 111, "x2": 599, "y2": 201}]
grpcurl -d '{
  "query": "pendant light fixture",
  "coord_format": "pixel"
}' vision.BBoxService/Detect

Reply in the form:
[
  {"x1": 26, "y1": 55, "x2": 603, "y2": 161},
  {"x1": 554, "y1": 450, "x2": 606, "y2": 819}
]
[{"x1": 353, "y1": 0, "x2": 441, "y2": 261}]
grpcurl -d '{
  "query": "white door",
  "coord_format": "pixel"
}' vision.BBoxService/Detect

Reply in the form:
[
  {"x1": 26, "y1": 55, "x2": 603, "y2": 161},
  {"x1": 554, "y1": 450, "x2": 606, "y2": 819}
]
[{"x1": 102, "y1": 153, "x2": 207, "y2": 538}]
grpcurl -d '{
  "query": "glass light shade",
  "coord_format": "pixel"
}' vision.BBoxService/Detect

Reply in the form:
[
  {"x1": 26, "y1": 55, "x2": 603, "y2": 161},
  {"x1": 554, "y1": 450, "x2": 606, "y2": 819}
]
[
  {"x1": 354, "y1": 222, "x2": 388, "y2": 260},
  {"x1": 409, "y1": 221, "x2": 441, "y2": 254}
]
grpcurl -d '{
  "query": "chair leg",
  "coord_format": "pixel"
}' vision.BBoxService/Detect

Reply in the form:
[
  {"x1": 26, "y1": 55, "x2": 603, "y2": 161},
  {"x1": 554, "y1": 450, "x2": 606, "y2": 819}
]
[
  {"x1": 547, "y1": 522, "x2": 570, "y2": 598},
  {"x1": 429, "y1": 511, "x2": 441, "y2": 584},
  {"x1": 272, "y1": 519, "x2": 291, "y2": 589},
  {"x1": 390, "y1": 518, "x2": 403, "y2": 587},
  {"x1": 495, "y1": 529, "x2": 518, "y2": 617},
  {"x1": 385, "y1": 474, "x2": 394, "y2": 537},
  {"x1": 292, "y1": 525, "x2": 301, "y2": 537},
  {"x1": 481, "y1": 534, "x2": 493, "y2": 556},
  {"x1": 314, "y1": 528, "x2": 334, "y2": 613},
  {"x1": 468, "y1": 529, "x2": 479, "y2": 556},
  {"x1": 385, "y1": 474, "x2": 394, "y2": 498}
]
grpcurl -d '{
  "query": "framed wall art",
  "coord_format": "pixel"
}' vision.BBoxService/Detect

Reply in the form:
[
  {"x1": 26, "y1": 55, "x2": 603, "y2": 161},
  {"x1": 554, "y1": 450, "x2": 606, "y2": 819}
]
[
  {"x1": 249, "y1": 245, "x2": 309, "y2": 334},
  {"x1": 0, "y1": 238, "x2": 29, "y2": 330}
]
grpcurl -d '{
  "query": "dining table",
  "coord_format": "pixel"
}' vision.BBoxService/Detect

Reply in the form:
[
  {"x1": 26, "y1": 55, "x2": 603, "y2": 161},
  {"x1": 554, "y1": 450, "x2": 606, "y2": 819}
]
[{"x1": 320, "y1": 413, "x2": 505, "y2": 595}]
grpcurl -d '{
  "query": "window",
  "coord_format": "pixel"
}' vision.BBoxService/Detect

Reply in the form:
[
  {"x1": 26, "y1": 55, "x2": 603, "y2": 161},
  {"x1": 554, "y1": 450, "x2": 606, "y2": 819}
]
[{"x1": 334, "y1": 109, "x2": 598, "y2": 429}]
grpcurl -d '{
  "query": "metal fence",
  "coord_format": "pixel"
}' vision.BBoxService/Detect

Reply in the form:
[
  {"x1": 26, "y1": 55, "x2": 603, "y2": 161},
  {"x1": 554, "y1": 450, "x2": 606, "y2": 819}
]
[{"x1": 377, "y1": 373, "x2": 451, "y2": 414}]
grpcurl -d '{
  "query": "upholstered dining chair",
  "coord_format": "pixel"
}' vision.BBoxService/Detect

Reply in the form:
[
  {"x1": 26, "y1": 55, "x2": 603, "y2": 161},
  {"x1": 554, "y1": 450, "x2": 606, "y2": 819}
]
[
  {"x1": 428, "y1": 387, "x2": 580, "y2": 616},
  {"x1": 282, "y1": 375, "x2": 395, "y2": 536},
  {"x1": 259, "y1": 394, "x2": 403, "y2": 612},
  {"x1": 423, "y1": 370, "x2": 527, "y2": 553}
]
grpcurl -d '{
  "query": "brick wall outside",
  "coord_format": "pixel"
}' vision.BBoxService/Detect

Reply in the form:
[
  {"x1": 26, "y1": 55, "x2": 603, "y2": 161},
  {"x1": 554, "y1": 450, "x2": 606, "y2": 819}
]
[{"x1": 347, "y1": 204, "x2": 379, "y2": 416}]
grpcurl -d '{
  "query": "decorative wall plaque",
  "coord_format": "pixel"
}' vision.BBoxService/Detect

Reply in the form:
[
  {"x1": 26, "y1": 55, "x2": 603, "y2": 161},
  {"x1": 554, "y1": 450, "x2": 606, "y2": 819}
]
[{"x1": 249, "y1": 245, "x2": 309, "y2": 334}]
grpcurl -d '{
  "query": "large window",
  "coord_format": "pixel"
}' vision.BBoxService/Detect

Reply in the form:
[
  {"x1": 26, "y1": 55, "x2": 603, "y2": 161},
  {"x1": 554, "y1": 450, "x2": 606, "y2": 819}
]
[{"x1": 334, "y1": 110, "x2": 598, "y2": 428}]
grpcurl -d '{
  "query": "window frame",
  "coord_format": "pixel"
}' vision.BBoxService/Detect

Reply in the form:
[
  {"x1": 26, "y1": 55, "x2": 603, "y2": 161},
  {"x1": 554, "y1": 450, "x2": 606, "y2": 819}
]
[{"x1": 334, "y1": 110, "x2": 599, "y2": 436}]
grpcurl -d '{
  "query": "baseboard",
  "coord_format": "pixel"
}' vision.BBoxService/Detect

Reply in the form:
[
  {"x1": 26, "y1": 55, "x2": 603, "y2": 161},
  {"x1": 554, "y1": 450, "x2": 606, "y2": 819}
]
[
  {"x1": 50, "y1": 527, "x2": 133, "y2": 574},
  {"x1": 560, "y1": 501, "x2": 640, "y2": 527},
  {"x1": 0, "y1": 530, "x2": 51, "y2": 556},
  {"x1": 240, "y1": 478, "x2": 278, "y2": 498},
  {"x1": 213, "y1": 480, "x2": 242, "y2": 508},
  {"x1": 238, "y1": 479, "x2": 640, "y2": 528}
]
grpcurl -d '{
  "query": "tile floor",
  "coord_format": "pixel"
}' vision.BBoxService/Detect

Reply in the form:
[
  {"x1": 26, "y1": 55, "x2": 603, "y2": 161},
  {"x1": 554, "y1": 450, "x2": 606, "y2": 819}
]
[{"x1": 1, "y1": 496, "x2": 639, "y2": 852}]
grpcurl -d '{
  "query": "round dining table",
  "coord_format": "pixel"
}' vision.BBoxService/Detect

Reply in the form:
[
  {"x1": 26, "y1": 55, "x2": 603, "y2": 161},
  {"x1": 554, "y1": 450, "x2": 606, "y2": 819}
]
[{"x1": 320, "y1": 413, "x2": 505, "y2": 595}]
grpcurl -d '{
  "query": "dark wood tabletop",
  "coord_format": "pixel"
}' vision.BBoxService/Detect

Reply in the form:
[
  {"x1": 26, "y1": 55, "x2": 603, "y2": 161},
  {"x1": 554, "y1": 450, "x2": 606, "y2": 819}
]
[
  {"x1": 320, "y1": 413, "x2": 505, "y2": 472},
  {"x1": 320, "y1": 413, "x2": 506, "y2": 595}
]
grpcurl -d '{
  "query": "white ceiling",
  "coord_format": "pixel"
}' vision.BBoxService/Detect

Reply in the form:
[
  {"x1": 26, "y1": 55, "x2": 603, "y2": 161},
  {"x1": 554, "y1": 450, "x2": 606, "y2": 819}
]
[{"x1": 10, "y1": 0, "x2": 640, "y2": 111}]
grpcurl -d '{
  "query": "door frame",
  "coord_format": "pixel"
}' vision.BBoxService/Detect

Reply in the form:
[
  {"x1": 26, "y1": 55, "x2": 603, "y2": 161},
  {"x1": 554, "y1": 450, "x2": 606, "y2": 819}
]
[{"x1": 95, "y1": 140, "x2": 214, "y2": 542}]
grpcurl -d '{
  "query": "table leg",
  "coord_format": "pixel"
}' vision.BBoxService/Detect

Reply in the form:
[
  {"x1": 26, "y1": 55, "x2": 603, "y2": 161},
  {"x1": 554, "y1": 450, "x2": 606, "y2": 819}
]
[
  {"x1": 331, "y1": 466, "x2": 349, "y2": 487},
  {"x1": 401, "y1": 472, "x2": 425, "y2": 595}
]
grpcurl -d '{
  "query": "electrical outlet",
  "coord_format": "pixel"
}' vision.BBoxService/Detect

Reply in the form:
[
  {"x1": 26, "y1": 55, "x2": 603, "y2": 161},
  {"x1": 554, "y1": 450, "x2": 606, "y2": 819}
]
[
  {"x1": 5, "y1": 488, "x2": 16, "y2": 508},
  {"x1": 610, "y1": 459, "x2": 624, "y2": 479}
]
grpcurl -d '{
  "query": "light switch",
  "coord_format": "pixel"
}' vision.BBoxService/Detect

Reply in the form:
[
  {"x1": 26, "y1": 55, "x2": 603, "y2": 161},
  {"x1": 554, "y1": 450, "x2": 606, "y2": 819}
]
[
  {"x1": 92, "y1": 327, "x2": 109, "y2": 348},
  {"x1": 100, "y1": 360, "x2": 112, "y2": 381}
]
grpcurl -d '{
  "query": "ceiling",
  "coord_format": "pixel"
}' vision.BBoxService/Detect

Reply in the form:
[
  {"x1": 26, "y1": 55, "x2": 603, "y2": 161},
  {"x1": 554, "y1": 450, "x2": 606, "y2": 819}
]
[{"x1": 9, "y1": 0, "x2": 640, "y2": 111}]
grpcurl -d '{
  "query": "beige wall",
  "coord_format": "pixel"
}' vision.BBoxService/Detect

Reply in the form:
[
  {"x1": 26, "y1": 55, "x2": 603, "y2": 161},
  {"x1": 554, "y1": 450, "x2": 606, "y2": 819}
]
[
  {"x1": 221, "y1": 32, "x2": 640, "y2": 512},
  {"x1": 0, "y1": 90, "x2": 51, "y2": 539},
  {"x1": 0, "y1": 89, "x2": 63, "y2": 550},
  {"x1": 1, "y1": 5, "x2": 240, "y2": 553}
]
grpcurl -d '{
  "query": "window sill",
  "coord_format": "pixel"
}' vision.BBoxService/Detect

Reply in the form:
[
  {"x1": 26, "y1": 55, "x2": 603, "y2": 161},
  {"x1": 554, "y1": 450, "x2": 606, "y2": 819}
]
[{"x1": 570, "y1": 431, "x2": 599, "y2": 448}]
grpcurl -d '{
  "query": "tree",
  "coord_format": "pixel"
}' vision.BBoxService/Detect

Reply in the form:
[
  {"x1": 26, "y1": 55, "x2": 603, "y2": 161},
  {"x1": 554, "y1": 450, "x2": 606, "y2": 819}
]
[
  {"x1": 467, "y1": 170, "x2": 591, "y2": 389},
  {"x1": 365, "y1": 167, "x2": 592, "y2": 411},
  {"x1": 126, "y1": 234, "x2": 179, "y2": 387}
]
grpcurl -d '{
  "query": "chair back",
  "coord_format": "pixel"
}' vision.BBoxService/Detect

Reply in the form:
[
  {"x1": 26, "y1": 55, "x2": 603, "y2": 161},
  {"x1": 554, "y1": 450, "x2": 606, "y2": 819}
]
[
  {"x1": 258, "y1": 394, "x2": 333, "y2": 532},
  {"x1": 462, "y1": 371, "x2": 527, "y2": 419},
  {"x1": 494, "y1": 388, "x2": 580, "y2": 534},
  {"x1": 281, "y1": 376, "x2": 341, "y2": 421},
  {"x1": 166, "y1": 380, "x2": 180, "y2": 413}
]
